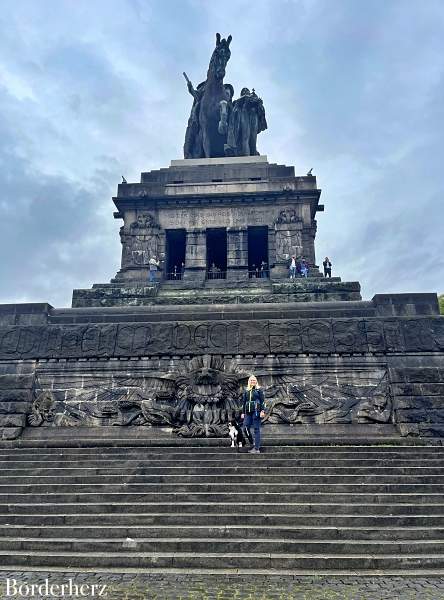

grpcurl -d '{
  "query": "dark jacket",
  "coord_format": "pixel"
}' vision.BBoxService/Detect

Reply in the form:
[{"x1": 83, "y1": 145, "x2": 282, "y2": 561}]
[{"x1": 242, "y1": 387, "x2": 266, "y2": 416}]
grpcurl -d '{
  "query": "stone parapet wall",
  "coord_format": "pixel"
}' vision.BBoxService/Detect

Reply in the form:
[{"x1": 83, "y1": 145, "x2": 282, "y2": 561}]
[{"x1": 0, "y1": 297, "x2": 443, "y2": 441}]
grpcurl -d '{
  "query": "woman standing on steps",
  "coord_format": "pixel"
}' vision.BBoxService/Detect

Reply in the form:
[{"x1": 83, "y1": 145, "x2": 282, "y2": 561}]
[{"x1": 241, "y1": 375, "x2": 266, "y2": 454}]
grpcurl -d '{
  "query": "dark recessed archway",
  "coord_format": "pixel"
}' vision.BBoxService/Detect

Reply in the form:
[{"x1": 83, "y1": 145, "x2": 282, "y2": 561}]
[
  {"x1": 206, "y1": 228, "x2": 227, "y2": 277},
  {"x1": 248, "y1": 226, "x2": 269, "y2": 277},
  {"x1": 166, "y1": 229, "x2": 186, "y2": 278}
]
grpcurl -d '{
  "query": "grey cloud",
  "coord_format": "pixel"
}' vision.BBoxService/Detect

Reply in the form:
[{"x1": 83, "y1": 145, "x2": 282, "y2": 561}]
[{"x1": 0, "y1": 0, "x2": 443, "y2": 307}]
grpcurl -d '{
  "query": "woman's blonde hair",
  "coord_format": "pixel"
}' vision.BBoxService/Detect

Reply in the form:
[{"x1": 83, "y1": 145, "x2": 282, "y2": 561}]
[{"x1": 247, "y1": 375, "x2": 260, "y2": 389}]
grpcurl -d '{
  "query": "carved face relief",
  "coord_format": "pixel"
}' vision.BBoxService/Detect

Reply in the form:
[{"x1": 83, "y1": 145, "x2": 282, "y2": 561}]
[
  {"x1": 28, "y1": 391, "x2": 57, "y2": 426},
  {"x1": 180, "y1": 367, "x2": 225, "y2": 406},
  {"x1": 373, "y1": 395, "x2": 387, "y2": 411},
  {"x1": 275, "y1": 209, "x2": 301, "y2": 225},
  {"x1": 130, "y1": 213, "x2": 159, "y2": 230}
]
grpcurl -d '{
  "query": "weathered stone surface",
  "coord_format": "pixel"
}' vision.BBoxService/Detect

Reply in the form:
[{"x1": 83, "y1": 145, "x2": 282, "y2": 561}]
[
  {"x1": 1, "y1": 427, "x2": 22, "y2": 440},
  {"x1": 395, "y1": 396, "x2": 444, "y2": 410},
  {"x1": 0, "y1": 374, "x2": 34, "y2": 389},
  {"x1": 393, "y1": 382, "x2": 444, "y2": 396},
  {"x1": 0, "y1": 413, "x2": 26, "y2": 427},
  {"x1": 404, "y1": 368, "x2": 442, "y2": 383},
  {"x1": 0, "y1": 303, "x2": 52, "y2": 327},
  {"x1": 72, "y1": 278, "x2": 364, "y2": 308},
  {"x1": 1, "y1": 317, "x2": 444, "y2": 360},
  {"x1": 0, "y1": 401, "x2": 30, "y2": 414},
  {"x1": 373, "y1": 293, "x2": 440, "y2": 316},
  {"x1": 0, "y1": 390, "x2": 31, "y2": 403},
  {"x1": 0, "y1": 367, "x2": 34, "y2": 440},
  {"x1": 394, "y1": 408, "x2": 444, "y2": 423}
]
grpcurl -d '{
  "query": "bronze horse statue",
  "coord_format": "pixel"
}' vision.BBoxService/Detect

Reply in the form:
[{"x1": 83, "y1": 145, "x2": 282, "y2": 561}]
[{"x1": 199, "y1": 33, "x2": 232, "y2": 158}]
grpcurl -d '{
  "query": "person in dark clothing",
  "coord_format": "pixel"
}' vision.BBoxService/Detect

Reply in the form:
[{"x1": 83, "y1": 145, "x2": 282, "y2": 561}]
[
  {"x1": 241, "y1": 375, "x2": 266, "y2": 454},
  {"x1": 300, "y1": 258, "x2": 309, "y2": 278},
  {"x1": 323, "y1": 257, "x2": 332, "y2": 277}
]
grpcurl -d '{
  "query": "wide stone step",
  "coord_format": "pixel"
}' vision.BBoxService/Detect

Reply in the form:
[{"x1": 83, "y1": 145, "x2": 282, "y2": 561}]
[
  {"x1": 4, "y1": 475, "x2": 444, "y2": 496},
  {"x1": 7, "y1": 445, "x2": 441, "y2": 453},
  {"x1": 2, "y1": 482, "x2": 443, "y2": 494},
  {"x1": 2, "y1": 457, "x2": 442, "y2": 469},
  {"x1": 4, "y1": 537, "x2": 444, "y2": 555},
  {"x1": 3, "y1": 466, "x2": 444, "y2": 481},
  {"x1": 2, "y1": 512, "x2": 443, "y2": 527},
  {"x1": 1, "y1": 525, "x2": 443, "y2": 541},
  {"x1": 2, "y1": 437, "x2": 436, "y2": 448},
  {"x1": 1, "y1": 551, "x2": 444, "y2": 570},
  {"x1": 1, "y1": 491, "x2": 443, "y2": 505},
  {"x1": 2, "y1": 445, "x2": 442, "y2": 457},
  {"x1": 2, "y1": 502, "x2": 443, "y2": 515},
  {"x1": 4, "y1": 474, "x2": 443, "y2": 486}
]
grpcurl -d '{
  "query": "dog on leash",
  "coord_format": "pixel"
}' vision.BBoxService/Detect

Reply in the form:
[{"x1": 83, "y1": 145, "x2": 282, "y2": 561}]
[{"x1": 228, "y1": 419, "x2": 251, "y2": 449}]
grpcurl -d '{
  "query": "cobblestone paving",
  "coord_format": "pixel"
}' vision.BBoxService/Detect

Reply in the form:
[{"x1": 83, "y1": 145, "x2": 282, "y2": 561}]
[{"x1": 1, "y1": 572, "x2": 444, "y2": 600}]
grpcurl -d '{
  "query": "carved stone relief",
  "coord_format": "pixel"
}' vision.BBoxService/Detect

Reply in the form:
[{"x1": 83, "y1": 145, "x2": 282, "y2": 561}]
[
  {"x1": 274, "y1": 225, "x2": 303, "y2": 261},
  {"x1": 2, "y1": 318, "x2": 444, "y2": 360},
  {"x1": 263, "y1": 371, "x2": 392, "y2": 425},
  {"x1": 28, "y1": 362, "x2": 392, "y2": 435},
  {"x1": 130, "y1": 214, "x2": 160, "y2": 230},
  {"x1": 120, "y1": 213, "x2": 162, "y2": 268},
  {"x1": 274, "y1": 209, "x2": 301, "y2": 225}
]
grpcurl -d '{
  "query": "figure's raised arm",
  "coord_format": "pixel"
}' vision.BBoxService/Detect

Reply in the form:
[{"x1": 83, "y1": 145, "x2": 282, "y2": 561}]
[{"x1": 183, "y1": 71, "x2": 195, "y2": 97}]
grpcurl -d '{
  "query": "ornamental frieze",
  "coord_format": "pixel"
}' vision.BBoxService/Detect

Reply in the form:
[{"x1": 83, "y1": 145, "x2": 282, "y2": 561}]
[{"x1": 0, "y1": 317, "x2": 443, "y2": 360}]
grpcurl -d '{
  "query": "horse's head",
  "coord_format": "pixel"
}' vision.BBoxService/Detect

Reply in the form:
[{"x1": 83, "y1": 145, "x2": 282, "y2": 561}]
[{"x1": 209, "y1": 33, "x2": 232, "y2": 80}]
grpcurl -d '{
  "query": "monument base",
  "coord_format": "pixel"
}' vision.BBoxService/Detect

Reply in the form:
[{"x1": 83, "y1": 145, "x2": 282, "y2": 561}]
[{"x1": 0, "y1": 292, "x2": 442, "y2": 443}]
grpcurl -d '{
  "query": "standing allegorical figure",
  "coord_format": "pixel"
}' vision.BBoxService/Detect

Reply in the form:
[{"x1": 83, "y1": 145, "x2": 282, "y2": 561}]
[{"x1": 225, "y1": 88, "x2": 267, "y2": 156}]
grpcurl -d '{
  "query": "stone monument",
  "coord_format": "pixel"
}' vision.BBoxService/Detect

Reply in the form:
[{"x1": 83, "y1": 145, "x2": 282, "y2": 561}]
[
  {"x1": 182, "y1": 33, "x2": 267, "y2": 159},
  {"x1": 0, "y1": 34, "x2": 443, "y2": 442}
]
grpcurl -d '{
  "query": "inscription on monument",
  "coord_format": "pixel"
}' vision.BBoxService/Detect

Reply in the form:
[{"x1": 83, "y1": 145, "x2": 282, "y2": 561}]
[{"x1": 160, "y1": 206, "x2": 277, "y2": 229}]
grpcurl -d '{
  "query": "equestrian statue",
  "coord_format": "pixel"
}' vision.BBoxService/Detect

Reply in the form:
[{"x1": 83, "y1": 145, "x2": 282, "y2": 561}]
[{"x1": 183, "y1": 34, "x2": 267, "y2": 159}]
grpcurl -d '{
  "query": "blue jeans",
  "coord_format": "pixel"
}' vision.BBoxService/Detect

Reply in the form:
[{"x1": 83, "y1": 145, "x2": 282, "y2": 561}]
[
  {"x1": 243, "y1": 414, "x2": 262, "y2": 449},
  {"x1": 149, "y1": 268, "x2": 157, "y2": 282}
]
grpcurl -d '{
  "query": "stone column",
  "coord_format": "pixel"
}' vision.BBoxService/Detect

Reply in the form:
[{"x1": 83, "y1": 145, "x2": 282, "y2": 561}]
[
  {"x1": 183, "y1": 228, "x2": 206, "y2": 283},
  {"x1": 302, "y1": 220, "x2": 321, "y2": 277},
  {"x1": 226, "y1": 227, "x2": 248, "y2": 281}
]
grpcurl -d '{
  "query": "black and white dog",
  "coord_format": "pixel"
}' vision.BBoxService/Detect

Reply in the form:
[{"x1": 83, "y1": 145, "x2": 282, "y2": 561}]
[{"x1": 228, "y1": 419, "x2": 252, "y2": 449}]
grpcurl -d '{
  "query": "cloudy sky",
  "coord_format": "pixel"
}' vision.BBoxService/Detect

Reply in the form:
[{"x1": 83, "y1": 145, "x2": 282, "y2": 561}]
[{"x1": 0, "y1": 0, "x2": 443, "y2": 307}]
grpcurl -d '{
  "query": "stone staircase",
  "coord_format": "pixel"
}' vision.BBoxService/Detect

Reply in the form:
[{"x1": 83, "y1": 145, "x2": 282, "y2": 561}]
[
  {"x1": 1, "y1": 441, "x2": 444, "y2": 574},
  {"x1": 72, "y1": 276, "x2": 362, "y2": 307}
]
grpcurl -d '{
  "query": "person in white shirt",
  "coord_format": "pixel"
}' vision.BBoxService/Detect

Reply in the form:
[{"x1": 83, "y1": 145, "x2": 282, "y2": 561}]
[
  {"x1": 289, "y1": 256, "x2": 296, "y2": 279},
  {"x1": 148, "y1": 257, "x2": 160, "y2": 283}
]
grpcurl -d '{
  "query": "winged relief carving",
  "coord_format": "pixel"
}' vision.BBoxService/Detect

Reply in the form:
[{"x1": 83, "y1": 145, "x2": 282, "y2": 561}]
[{"x1": 28, "y1": 359, "x2": 392, "y2": 436}]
